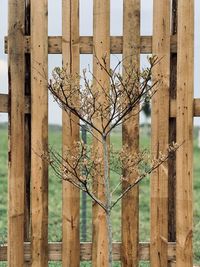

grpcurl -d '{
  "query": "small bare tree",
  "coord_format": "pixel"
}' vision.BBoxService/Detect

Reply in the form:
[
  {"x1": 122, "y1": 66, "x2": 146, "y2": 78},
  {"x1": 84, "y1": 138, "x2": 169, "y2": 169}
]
[{"x1": 44, "y1": 55, "x2": 178, "y2": 267}]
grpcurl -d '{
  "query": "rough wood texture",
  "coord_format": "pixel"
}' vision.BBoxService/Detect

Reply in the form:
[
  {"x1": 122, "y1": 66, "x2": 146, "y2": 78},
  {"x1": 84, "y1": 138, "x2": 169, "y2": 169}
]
[
  {"x1": 2, "y1": 2, "x2": 196, "y2": 266},
  {"x1": 62, "y1": 0, "x2": 80, "y2": 266},
  {"x1": 4, "y1": 35, "x2": 178, "y2": 54},
  {"x1": 0, "y1": 94, "x2": 10, "y2": 113},
  {"x1": 92, "y1": 1, "x2": 110, "y2": 266},
  {"x1": 1, "y1": 94, "x2": 200, "y2": 117},
  {"x1": 31, "y1": 0, "x2": 48, "y2": 266},
  {"x1": 151, "y1": 1, "x2": 170, "y2": 267},
  {"x1": 176, "y1": 1, "x2": 194, "y2": 267},
  {"x1": 122, "y1": 1, "x2": 140, "y2": 266},
  {"x1": 0, "y1": 94, "x2": 30, "y2": 113},
  {"x1": 0, "y1": 242, "x2": 177, "y2": 262},
  {"x1": 8, "y1": 0, "x2": 25, "y2": 266}
]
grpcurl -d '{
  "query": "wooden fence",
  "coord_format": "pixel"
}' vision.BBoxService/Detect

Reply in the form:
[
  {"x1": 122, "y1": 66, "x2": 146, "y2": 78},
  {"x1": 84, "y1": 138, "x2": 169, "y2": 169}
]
[{"x1": 0, "y1": 0, "x2": 195, "y2": 266}]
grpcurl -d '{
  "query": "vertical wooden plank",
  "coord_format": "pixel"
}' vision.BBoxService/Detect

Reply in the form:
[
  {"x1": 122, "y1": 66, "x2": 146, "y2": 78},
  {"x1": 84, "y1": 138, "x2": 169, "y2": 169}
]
[
  {"x1": 8, "y1": 0, "x2": 25, "y2": 266},
  {"x1": 176, "y1": 1, "x2": 194, "y2": 266},
  {"x1": 121, "y1": 1, "x2": 140, "y2": 266},
  {"x1": 62, "y1": 0, "x2": 80, "y2": 266},
  {"x1": 92, "y1": 1, "x2": 110, "y2": 266},
  {"x1": 150, "y1": 1, "x2": 170, "y2": 267},
  {"x1": 31, "y1": 0, "x2": 48, "y2": 266},
  {"x1": 168, "y1": 0, "x2": 177, "y2": 243}
]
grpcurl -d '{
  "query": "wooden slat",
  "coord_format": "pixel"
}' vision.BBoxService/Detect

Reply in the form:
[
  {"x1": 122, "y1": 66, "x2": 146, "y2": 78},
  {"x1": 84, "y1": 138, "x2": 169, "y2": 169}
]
[
  {"x1": 122, "y1": 1, "x2": 140, "y2": 266},
  {"x1": 0, "y1": 94, "x2": 9, "y2": 113},
  {"x1": 62, "y1": 0, "x2": 80, "y2": 266},
  {"x1": 176, "y1": 1, "x2": 194, "y2": 267},
  {"x1": 2, "y1": 94, "x2": 200, "y2": 118},
  {"x1": 8, "y1": 0, "x2": 25, "y2": 266},
  {"x1": 4, "y1": 35, "x2": 178, "y2": 54},
  {"x1": 31, "y1": 0, "x2": 48, "y2": 266},
  {"x1": 0, "y1": 94, "x2": 30, "y2": 113},
  {"x1": 92, "y1": 1, "x2": 110, "y2": 266},
  {"x1": 0, "y1": 242, "x2": 177, "y2": 262},
  {"x1": 150, "y1": 1, "x2": 170, "y2": 267}
]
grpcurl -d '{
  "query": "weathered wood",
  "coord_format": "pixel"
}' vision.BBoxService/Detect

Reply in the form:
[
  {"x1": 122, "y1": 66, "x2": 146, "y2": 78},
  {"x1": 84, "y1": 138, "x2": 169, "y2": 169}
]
[
  {"x1": 4, "y1": 35, "x2": 178, "y2": 54},
  {"x1": 2, "y1": 94, "x2": 200, "y2": 117},
  {"x1": 62, "y1": 0, "x2": 80, "y2": 266},
  {"x1": 151, "y1": 1, "x2": 170, "y2": 267},
  {"x1": 92, "y1": 1, "x2": 110, "y2": 266},
  {"x1": 2, "y1": 2, "x2": 197, "y2": 267},
  {"x1": 8, "y1": 0, "x2": 25, "y2": 266},
  {"x1": 0, "y1": 94, "x2": 30, "y2": 113},
  {"x1": 0, "y1": 242, "x2": 177, "y2": 262},
  {"x1": 176, "y1": 1, "x2": 194, "y2": 267},
  {"x1": 122, "y1": 1, "x2": 140, "y2": 266},
  {"x1": 31, "y1": 0, "x2": 48, "y2": 266},
  {"x1": 168, "y1": 0, "x2": 177, "y2": 245},
  {"x1": 0, "y1": 94, "x2": 9, "y2": 113}
]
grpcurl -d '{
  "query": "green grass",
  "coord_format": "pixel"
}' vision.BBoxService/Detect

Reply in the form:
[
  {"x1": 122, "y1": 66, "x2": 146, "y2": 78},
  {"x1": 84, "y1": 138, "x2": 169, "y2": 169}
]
[
  {"x1": 0, "y1": 124, "x2": 8, "y2": 247},
  {"x1": 0, "y1": 123, "x2": 200, "y2": 266}
]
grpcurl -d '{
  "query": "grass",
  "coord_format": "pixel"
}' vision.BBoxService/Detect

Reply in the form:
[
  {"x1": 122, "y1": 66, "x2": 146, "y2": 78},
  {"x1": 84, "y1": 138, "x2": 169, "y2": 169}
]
[{"x1": 0, "y1": 123, "x2": 199, "y2": 266}]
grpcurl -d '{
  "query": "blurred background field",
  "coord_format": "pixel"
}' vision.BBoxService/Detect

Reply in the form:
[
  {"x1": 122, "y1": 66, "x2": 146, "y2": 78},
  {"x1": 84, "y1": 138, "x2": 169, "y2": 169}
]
[{"x1": 0, "y1": 122, "x2": 199, "y2": 266}]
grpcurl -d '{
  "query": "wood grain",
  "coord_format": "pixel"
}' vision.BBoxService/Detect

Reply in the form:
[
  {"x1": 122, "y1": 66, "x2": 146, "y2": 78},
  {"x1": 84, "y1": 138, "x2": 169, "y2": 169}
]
[
  {"x1": 176, "y1": 1, "x2": 194, "y2": 266},
  {"x1": 92, "y1": 1, "x2": 110, "y2": 266},
  {"x1": 0, "y1": 94, "x2": 30, "y2": 113},
  {"x1": 8, "y1": 0, "x2": 25, "y2": 266},
  {"x1": 2, "y1": 94, "x2": 200, "y2": 117},
  {"x1": 151, "y1": 1, "x2": 170, "y2": 267},
  {"x1": 122, "y1": 1, "x2": 140, "y2": 266},
  {"x1": 62, "y1": 0, "x2": 80, "y2": 266},
  {"x1": 31, "y1": 0, "x2": 48, "y2": 266},
  {"x1": 4, "y1": 35, "x2": 178, "y2": 54},
  {"x1": 0, "y1": 242, "x2": 177, "y2": 262}
]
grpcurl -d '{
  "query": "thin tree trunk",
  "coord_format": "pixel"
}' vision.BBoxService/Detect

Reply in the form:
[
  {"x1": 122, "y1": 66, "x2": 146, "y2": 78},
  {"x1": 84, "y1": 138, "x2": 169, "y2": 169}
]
[
  {"x1": 106, "y1": 210, "x2": 113, "y2": 267},
  {"x1": 102, "y1": 135, "x2": 113, "y2": 267}
]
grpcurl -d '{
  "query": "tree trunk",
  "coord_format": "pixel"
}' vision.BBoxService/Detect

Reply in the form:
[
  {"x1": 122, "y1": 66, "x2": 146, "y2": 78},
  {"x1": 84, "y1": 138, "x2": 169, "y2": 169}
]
[{"x1": 102, "y1": 135, "x2": 113, "y2": 267}]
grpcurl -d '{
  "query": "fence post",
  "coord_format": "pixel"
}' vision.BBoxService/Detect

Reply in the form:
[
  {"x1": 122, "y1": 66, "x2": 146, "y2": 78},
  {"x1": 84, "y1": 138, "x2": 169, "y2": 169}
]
[
  {"x1": 92, "y1": 1, "x2": 110, "y2": 266},
  {"x1": 150, "y1": 1, "x2": 171, "y2": 267},
  {"x1": 8, "y1": 0, "x2": 25, "y2": 266},
  {"x1": 31, "y1": 0, "x2": 48, "y2": 266},
  {"x1": 122, "y1": 1, "x2": 140, "y2": 266},
  {"x1": 176, "y1": 1, "x2": 194, "y2": 266},
  {"x1": 62, "y1": 0, "x2": 80, "y2": 266}
]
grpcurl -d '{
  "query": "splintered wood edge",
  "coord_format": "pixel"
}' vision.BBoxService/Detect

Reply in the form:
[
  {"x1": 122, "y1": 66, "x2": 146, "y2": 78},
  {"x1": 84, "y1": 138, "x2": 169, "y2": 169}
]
[
  {"x1": 0, "y1": 242, "x2": 176, "y2": 261},
  {"x1": 1, "y1": 94, "x2": 200, "y2": 117},
  {"x1": 4, "y1": 35, "x2": 177, "y2": 54}
]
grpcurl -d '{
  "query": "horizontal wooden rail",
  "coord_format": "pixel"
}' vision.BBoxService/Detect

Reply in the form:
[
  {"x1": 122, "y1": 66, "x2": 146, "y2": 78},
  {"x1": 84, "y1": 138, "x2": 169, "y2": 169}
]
[
  {"x1": 0, "y1": 242, "x2": 176, "y2": 262},
  {"x1": 0, "y1": 94, "x2": 8, "y2": 113},
  {"x1": 0, "y1": 94, "x2": 30, "y2": 113},
  {"x1": 1, "y1": 94, "x2": 200, "y2": 117},
  {"x1": 4, "y1": 35, "x2": 177, "y2": 54}
]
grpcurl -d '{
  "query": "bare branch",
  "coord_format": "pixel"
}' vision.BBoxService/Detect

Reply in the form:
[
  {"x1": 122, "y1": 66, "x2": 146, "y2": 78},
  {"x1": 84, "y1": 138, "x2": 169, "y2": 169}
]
[{"x1": 110, "y1": 143, "x2": 180, "y2": 209}]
